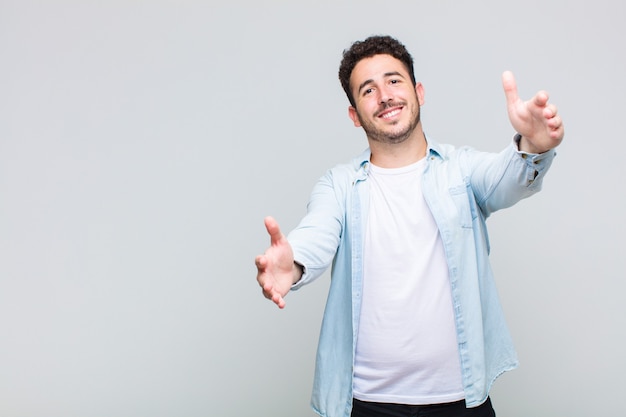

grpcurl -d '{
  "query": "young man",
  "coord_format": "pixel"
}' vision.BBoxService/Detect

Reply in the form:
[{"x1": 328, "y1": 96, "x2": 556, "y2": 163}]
[{"x1": 255, "y1": 35, "x2": 564, "y2": 417}]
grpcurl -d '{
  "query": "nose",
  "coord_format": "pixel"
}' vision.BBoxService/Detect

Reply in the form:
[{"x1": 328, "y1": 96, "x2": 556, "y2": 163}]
[{"x1": 379, "y1": 86, "x2": 393, "y2": 104}]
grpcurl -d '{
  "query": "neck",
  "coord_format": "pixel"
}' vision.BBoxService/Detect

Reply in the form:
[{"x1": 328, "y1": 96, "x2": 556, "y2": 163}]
[{"x1": 368, "y1": 129, "x2": 428, "y2": 168}]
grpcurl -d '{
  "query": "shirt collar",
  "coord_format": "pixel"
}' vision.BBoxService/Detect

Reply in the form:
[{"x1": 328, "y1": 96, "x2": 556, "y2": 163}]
[{"x1": 352, "y1": 135, "x2": 444, "y2": 172}]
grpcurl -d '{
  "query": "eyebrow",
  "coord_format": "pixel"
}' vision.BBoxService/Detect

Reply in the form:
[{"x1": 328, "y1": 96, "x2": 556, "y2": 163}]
[{"x1": 356, "y1": 71, "x2": 405, "y2": 94}]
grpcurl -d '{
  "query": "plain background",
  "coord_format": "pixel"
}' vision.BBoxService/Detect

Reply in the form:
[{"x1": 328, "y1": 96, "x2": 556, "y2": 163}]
[{"x1": 1, "y1": 1, "x2": 625, "y2": 416}]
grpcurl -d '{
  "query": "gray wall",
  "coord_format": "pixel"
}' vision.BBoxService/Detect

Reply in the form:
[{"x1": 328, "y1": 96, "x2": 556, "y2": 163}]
[{"x1": 1, "y1": 1, "x2": 624, "y2": 416}]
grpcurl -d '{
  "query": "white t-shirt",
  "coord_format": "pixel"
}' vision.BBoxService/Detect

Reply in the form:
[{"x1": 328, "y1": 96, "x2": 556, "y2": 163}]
[{"x1": 353, "y1": 158, "x2": 464, "y2": 405}]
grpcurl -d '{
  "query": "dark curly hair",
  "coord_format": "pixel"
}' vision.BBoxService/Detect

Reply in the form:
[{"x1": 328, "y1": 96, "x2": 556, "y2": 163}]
[{"x1": 338, "y1": 35, "x2": 416, "y2": 107}]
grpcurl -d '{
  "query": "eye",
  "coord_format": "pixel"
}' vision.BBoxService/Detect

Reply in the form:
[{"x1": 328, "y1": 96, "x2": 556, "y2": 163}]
[
  {"x1": 363, "y1": 88, "x2": 374, "y2": 96},
  {"x1": 390, "y1": 79, "x2": 400, "y2": 85}
]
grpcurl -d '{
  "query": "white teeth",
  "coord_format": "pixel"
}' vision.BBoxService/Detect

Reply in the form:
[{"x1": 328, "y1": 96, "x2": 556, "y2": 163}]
[{"x1": 382, "y1": 109, "x2": 400, "y2": 119}]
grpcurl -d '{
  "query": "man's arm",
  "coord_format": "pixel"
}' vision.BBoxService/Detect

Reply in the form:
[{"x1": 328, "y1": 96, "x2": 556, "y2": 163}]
[
  {"x1": 255, "y1": 216, "x2": 303, "y2": 309},
  {"x1": 502, "y1": 71, "x2": 565, "y2": 153}
]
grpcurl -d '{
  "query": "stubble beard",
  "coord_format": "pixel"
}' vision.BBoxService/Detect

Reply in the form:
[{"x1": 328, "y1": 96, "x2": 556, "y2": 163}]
[{"x1": 357, "y1": 101, "x2": 421, "y2": 145}]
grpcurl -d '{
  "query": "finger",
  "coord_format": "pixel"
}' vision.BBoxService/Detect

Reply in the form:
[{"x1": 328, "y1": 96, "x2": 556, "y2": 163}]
[
  {"x1": 261, "y1": 280, "x2": 273, "y2": 297},
  {"x1": 551, "y1": 126, "x2": 565, "y2": 140},
  {"x1": 532, "y1": 90, "x2": 549, "y2": 108},
  {"x1": 262, "y1": 283, "x2": 286, "y2": 308},
  {"x1": 547, "y1": 115, "x2": 563, "y2": 131},
  {"x1": 255, "y1": 254, "x2": 267, "y2": 272},
  {"x1": 264, "y1": 216, "x2": 284, "y2": 246},
  {"x1": 543, "y1": 104, "x2": 557, "y2": 119},
  {"x1": 261, "y1": 286, "x2": 270, "y2": 298},
  {"x1": 273, "y1": 294, "x2": 286, "y2": 309},
  {"x1": 501, "y1": 70, "x2": 519, "y2": 107}
]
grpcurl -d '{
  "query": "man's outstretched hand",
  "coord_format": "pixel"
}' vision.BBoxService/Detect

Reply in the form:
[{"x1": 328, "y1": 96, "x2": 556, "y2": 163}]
[
  {"x1": 255, "y1": 216, "x2": 302, "y2": 309},
  {"x1": 502, "y1": 71, "x2": 564, "y2": 153}
]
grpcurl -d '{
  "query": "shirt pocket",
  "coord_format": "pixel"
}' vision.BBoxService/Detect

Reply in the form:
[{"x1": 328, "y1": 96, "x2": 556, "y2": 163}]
[{"x1": 448, "y1": 183, "x2": 476, "y2": 229}]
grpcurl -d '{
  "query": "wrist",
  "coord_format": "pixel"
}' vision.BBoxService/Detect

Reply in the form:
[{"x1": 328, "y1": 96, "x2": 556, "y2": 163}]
[
  {"x1": 293, "y1": 261, "x2": 304, "y2": 284},
  {"x1": 514, "y1": 133, "x2": 547, "y2": 154}
]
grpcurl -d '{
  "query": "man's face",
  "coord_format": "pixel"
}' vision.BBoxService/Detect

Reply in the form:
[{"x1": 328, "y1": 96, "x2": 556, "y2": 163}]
[{"x1": 348, "y1": 54, "x2": 424, "y2": 144}]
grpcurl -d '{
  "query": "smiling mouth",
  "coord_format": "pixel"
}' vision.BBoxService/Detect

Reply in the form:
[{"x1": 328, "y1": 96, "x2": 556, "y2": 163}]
[{"x1": 378, "y1": 107, "x2": 402, "y2": 120}]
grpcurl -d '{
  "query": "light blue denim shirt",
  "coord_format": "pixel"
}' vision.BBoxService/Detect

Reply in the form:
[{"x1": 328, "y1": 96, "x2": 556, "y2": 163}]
[{"x1": 287, "y1": 137, "x2": 556, "y2": 417}]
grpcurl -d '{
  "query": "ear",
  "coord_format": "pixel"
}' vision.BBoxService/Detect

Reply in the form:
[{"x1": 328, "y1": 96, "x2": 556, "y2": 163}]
[
  {"x1": 415, "y1": 82, "x2": 425, "y2": 106},
  {"x1": 348, "y1": 106, "x2": 361, "y2": 127}
]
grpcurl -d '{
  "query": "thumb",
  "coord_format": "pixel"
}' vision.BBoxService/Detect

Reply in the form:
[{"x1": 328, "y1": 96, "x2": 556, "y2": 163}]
[
  {"x1": 501, "y1": 70, "x2": 519, "y2": 108},
  {"x1": 264, "y1": 216, "x2": 284, "y2": 246}
]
